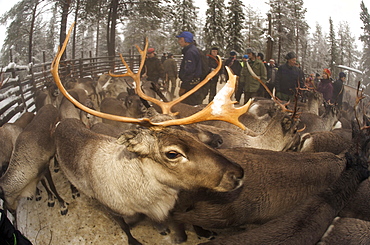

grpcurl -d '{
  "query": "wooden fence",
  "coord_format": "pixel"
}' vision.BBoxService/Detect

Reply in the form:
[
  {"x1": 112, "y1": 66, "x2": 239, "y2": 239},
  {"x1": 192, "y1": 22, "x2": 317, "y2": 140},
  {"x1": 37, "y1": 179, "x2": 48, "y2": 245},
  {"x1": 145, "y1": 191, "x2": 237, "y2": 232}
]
[{"x1": 0, "y1": 53, "x2": 141, "y2": 126}]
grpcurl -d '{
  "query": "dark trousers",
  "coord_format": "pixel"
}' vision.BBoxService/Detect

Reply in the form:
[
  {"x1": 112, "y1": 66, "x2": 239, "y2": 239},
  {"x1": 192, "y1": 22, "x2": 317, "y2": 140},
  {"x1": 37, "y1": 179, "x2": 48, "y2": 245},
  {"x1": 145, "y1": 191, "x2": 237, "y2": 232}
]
[
  {"x1": 235, "y1": 81, "x2": 245, "y2": 103},
  {"x1": 207, "y1": 75, "x2": 219, "y2": 103}
]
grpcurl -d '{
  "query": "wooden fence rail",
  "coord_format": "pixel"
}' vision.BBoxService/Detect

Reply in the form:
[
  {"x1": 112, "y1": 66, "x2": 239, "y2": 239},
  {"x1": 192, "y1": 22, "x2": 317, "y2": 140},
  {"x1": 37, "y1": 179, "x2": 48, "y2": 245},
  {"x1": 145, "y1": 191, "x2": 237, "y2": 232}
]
[{"x1": 0, "y1": 53, "x2": 141, "y2": 126}]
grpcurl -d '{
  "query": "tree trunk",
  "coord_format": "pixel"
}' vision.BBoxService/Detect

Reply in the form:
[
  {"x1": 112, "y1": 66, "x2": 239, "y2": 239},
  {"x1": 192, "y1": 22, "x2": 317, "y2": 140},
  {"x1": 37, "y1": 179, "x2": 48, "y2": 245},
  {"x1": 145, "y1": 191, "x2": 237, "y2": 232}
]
[
  {"x1": 108, "y1": 0, "x2": 118, "y2": 68},
  {"x1": 28, "y1": 0, "x2": 39, "y2": 64},
  {"x1": 60, "y1": 0, "x2": 71, "y2": 60},
  {"x1": 72, "y1": 0, "x2": 80, "y2": 60}
]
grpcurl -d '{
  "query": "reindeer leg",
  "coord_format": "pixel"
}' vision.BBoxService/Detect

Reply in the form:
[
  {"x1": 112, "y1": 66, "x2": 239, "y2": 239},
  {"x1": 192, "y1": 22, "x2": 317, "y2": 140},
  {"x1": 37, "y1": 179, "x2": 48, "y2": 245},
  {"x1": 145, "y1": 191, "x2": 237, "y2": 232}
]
[
  {"x1": 44, "y1": 168, "x2": 68, "y2": 215},
  {"x1": 193, "y1": 225, "x2": 217, "y2": 240},
  {"x1": 70, "y1": 184, "x2": 80, "y2": 199},
  {"x1": 111, "y1": 214, "x2": 142, "y2": 245},
  {"x1": 170, "y1": 222, "x2": 188, "y2": 244},
  {"x1": 40, "y1": 178, "x2": 55, "y2": 207},
  {"x1": 53, "y1": 156, "x2": 59, "y2": 173}
]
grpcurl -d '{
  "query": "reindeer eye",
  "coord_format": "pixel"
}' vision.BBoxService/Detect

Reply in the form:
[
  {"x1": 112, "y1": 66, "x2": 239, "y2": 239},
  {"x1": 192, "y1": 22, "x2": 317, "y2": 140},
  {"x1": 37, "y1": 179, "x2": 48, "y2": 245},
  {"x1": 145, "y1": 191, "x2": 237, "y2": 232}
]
[{"x1": 165, "y1": 151, "x2": 182, "y2": 159}]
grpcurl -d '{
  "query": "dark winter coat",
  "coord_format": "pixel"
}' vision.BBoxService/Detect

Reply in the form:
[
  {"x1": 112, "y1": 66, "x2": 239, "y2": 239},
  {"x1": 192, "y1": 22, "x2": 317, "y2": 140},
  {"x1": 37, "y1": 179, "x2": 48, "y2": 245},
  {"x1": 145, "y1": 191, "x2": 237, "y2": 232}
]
[
  {"x1": 179, "y1": 43, "x2": 202, "y2": 83},
  {"x1": 142, "y1": 56, "x2": 165, "y2": 82},
  {"x1": 275, "y1": 62, "x2": 303, "y2": 95},
  {"x1": 163, "y1": 57, "x2": 178, "y2": 78},
  {"x1": 332, "y1": 79, "x2": 344, "y2": 106},
  {"x1": 224, "y1": 57, "x2": 242, "y2": 78},
  {"x1": 317, "y1": 78, "x2": 334, "y2": 102}
]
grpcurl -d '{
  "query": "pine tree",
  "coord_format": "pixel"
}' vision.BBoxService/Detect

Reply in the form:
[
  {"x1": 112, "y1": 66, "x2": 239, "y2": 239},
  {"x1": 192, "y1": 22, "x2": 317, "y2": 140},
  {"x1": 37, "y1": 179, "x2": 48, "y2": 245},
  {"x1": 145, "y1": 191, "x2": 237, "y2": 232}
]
[
  {"x1": 337, "y1": 21, "x2": 360, "y2": 85},
  {"x1": 0, "y1": 0, "x2": 51, "y2": 64},
  {"x1": 268, "y1": 0, "x2": 290, "y2": 64},
  {"x1": 359, "y1": 0, "x2": 370, "y2": 87},
  {"x1": 203, "y1": 0, "x2": 226, "y2": 53},
  {"x1": 225, "y1": 0, "x2": 245, "y2": 55},
  {"x1": 328, "y1": 17, "x2": 339, "y2": 75},
  {"x1": 244, "y1": 5, "x2": 265, "y2": 54},
  {"x1": 309, "y1": 24, "x2": 329, "y2": 74},
  {"x1": 172, "y1": 0, "x2": 198, "y2": 35}
]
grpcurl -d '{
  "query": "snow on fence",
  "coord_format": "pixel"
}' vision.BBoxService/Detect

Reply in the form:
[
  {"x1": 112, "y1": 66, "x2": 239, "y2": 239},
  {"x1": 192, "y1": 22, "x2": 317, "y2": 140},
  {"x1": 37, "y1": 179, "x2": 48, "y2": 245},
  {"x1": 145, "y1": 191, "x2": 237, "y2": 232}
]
[{"x1": 0, "y1": 53, "x2": 141, "y2": 126}]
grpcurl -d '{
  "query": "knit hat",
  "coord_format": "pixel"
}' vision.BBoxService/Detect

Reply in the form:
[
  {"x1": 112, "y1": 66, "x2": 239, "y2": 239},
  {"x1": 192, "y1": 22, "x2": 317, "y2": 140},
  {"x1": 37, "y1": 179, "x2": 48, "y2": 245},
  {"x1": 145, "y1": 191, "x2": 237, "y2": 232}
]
[
  {"x1": 243, "y1": 55, "x2": 249, "y2": 59},
  {"x1": 211, "y1": 47, "x2": 219, "y2": 51},
  {"x1": 176, "y1": 31, "x2": 194, "y2": 43},
  {"x1": 230, "y1": 50, "x2": 237, "y2": 56},
  {"x1": 147, "y1": 48, "x2": 155, "y2": 54},
  {"x1": 285, "y1": 52, "x2": 297, "y2": 60},
  {"x1": 339, "y1": 72, "x2": 346, "y2": 78},
  {"x1": 323, "y1": 68, "x2": 331, "y2": 78}
]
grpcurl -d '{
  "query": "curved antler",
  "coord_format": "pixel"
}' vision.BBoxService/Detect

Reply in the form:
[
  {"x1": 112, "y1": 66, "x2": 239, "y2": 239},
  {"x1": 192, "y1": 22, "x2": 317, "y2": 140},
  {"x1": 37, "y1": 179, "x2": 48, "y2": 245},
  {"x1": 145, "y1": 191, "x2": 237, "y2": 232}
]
[
  {"x1": 109, "y1": 47, "x2": 223, "y2": 115},
  {"x1": 51, "y1": 23, "x2": 252, "y2": 130}
]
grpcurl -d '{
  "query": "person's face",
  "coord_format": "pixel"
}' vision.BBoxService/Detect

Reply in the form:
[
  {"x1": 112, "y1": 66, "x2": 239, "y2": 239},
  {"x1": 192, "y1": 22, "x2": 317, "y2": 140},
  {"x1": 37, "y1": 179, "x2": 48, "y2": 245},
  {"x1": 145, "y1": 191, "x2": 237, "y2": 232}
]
[
  {"x1": 147, "y1": 52, "x2": 155, "y2": 58},
  {"x1": 322, "y1": 73, "x2": 328, "y2": 79},
  {"x1": 288, "y1": 58, "x2": 296, "y2": 66},
  {"x1": 177, "y1": 37, "x2": 187, "y2": 47},
  {"x1": 211, "y1": 50, "x2": 218, "y2": 56},
  {"x1": 269, "y1": 61, "x2": 274, "y2": 66}
]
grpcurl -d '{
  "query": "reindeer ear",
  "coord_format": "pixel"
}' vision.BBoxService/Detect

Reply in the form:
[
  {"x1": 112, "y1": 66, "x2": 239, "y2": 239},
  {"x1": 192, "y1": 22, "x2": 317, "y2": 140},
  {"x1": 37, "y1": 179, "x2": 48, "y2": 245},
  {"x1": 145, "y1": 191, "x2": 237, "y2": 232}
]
[{"x1": 116, "y1": 129, "x2": 156, "y2": 154}]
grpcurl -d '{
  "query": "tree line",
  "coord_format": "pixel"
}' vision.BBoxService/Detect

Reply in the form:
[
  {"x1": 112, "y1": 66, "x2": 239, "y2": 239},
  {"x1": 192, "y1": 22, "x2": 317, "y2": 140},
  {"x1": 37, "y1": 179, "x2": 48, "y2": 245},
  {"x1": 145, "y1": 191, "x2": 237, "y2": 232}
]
[{"x1": 1, "y1": 0, "x2": 369, "y2": 89}]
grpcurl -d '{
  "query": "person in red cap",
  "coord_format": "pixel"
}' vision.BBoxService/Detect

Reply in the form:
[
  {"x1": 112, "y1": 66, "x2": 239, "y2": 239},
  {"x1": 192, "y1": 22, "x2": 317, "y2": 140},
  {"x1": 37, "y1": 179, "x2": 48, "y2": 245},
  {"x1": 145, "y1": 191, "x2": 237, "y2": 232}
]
[{"x1": 317, "y1": 68, "x2": 333, "y2": 103}]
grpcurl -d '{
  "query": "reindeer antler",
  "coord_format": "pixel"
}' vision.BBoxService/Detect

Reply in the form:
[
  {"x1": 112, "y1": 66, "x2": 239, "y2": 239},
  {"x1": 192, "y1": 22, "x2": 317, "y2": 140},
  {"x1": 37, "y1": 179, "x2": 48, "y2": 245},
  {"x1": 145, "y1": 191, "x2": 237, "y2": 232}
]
[
  {"x1": 245, "y1": 61, "x2": 293, "y2": 114},
  {"x1": 51, "y1": 23, "x2": 252, "y2": 130},
  {"x1": 109, "y1": 46, "x2": 223, "y2": 115}
]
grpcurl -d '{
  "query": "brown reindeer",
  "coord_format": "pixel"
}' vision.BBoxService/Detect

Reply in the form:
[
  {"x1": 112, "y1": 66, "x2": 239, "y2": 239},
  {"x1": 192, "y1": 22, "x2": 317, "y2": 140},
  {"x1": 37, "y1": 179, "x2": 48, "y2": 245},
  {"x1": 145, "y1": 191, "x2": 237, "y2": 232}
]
[
  {"x1": 0, "y1": 104, "x2": 68, "y2": 217},
  {"x1": 0, "y1": 112, "x2": 34, "y2": 175},
  {"x1": 200, "y1": 143, "x2": 369, "y2": 245},
  {"x1": 50, "y1": 23, "x2": 253, "y2": 245}
]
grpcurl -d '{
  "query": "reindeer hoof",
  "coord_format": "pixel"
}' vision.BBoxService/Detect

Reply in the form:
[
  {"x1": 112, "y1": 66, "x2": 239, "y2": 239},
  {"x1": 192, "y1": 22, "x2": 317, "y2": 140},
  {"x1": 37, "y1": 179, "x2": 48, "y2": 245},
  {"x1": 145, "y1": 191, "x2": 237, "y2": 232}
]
[
  {"x1": 54, "y1": 168, "x2": 59, "y2": 173},
  {"x1": 48, "y1": 201, "x2": 55, "y2": 207},
  {"x1": 60, "y1": 207, "x2": 68, "y2": 215},
  {"x1": 159, "y1": 228, "x2": 170, "y2": 236},
  {"x1": 36, "y1": 196, "x2": 42, "y2": 201}
]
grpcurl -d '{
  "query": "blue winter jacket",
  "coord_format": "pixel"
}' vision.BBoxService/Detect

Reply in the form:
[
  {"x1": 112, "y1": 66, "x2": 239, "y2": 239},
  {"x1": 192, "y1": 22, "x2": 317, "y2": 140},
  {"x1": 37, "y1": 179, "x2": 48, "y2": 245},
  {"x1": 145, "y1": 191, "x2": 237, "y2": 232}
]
[{"x1": 179, "y1": 43, "x2": 202, "y2": 82}]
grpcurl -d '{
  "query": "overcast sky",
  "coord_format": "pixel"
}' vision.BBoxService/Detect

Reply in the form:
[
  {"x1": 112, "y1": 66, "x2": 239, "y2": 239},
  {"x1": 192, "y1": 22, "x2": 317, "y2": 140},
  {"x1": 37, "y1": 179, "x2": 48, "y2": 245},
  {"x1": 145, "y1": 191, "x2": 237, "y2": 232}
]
[{"x1": 0, "y1": 0, "x2": 366, "y2": 53}]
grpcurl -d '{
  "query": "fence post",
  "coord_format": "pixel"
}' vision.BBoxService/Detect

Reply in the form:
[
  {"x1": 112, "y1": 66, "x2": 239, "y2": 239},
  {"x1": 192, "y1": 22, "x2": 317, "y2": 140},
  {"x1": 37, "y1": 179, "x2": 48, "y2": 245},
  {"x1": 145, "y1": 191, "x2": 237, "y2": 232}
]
[{"x1": 79, "y1": 51, "x2": 84, "y2": 77}]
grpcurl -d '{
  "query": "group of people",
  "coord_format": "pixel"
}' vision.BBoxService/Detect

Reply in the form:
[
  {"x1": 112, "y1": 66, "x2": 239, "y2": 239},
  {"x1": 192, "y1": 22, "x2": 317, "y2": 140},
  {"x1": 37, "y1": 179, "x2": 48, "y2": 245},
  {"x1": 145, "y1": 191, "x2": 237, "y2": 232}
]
[{"x1": 141, "y1": 31, "x2": 346, "y2": 107}]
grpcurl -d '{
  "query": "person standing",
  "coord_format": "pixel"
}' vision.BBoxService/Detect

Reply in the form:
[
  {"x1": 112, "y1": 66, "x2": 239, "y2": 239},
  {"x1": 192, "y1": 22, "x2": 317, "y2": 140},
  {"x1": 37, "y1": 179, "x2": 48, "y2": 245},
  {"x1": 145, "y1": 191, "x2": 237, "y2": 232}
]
[
  {"x1": 141, "y1": 48, "x2": 165, "y2": 98},
  {"x1": 317, "y1": 68, "x2": 333, "y2": 103},
  {"x1": 162, "y1": 53, "x2": 178, "y2": 100},
  {"x1": 176, "y1": 31, "x2": 203, "y2": 105},
  {"x1": 275, "y1": 51, "x2": 304, "y2": 101},
  {"x1": 241, "y1": 49, "x2": 267, "y2": 103},
  {"x1": 223, "y1": 51, "x2": 242, "y2": 81},
  {"x1": 205, "y1": 47, "x2": 221, "y2": 103},
  {"x1": 332, "y1": 72, "x2": 346, "y2": 108},
  {"x1": 161, "y1": 53, "x2": 167, "y2": 64},
  {"x1": 141, "y1": 47, "x2": 164, "y2": 83},
  {"x1": 236, "y1": 54, "x2": 249, "y2": 104},
  {"x1": 266, "y1": 59, "x2": 278, "y2": 93}
]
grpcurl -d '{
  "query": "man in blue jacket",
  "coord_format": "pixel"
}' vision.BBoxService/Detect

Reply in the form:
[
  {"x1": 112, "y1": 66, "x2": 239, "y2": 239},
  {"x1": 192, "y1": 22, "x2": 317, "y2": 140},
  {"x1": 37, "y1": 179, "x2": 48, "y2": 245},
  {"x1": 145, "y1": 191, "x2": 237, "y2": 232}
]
[{"x1": 176, "y1": 31, "x2": 203, "y2": 105}]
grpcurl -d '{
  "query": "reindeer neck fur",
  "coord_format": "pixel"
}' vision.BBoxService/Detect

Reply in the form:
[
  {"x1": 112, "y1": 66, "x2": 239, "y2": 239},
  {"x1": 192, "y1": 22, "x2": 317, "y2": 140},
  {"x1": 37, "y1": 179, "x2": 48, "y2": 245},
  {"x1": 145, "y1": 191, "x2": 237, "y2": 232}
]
[{"x1": 246, "y1": 110, "x2": 296, "y2": 151}]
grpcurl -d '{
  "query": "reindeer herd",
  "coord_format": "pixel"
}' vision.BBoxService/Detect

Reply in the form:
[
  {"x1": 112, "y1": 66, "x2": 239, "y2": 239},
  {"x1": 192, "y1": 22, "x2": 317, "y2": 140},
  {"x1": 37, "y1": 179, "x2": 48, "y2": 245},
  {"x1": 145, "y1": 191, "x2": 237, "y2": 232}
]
[{"x1": 0, "y1": 24, "x2": 370, "y2": 245}]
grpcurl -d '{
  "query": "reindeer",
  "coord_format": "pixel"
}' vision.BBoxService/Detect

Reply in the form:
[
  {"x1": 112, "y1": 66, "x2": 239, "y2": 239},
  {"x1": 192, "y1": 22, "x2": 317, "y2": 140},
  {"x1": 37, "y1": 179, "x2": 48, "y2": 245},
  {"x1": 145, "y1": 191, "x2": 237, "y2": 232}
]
[
  {"x1": 0, "y1": 104, "x2": 68, "y2": 218},
  {"x1": 99, "y1": 89, "x2": 147, "y2": 130},
  {"x1": 0, "y1": 112, "x2": 34, "y2": 175},
  {"x1": 169, "y1": 148, "x2": 348, "y2": 243},
  {"x1": 298, "y1": 128, "x2": 352, "y2": 154},
  {"x1": 50, "y1": 24, "x2": 252, "y2": 245},
  {"x1": 200, "y1": 138, "x2": 369, "y2": 245},
  {"x1": 318, "y1": 217, "x2": 370, "y2": 245}
]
